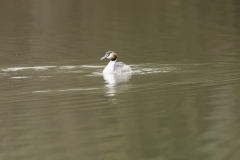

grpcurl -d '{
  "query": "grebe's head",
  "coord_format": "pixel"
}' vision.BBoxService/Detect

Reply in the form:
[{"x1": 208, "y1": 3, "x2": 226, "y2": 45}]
[{"x1": 100, "y1": 50, "x2": 117, "y2": 61}]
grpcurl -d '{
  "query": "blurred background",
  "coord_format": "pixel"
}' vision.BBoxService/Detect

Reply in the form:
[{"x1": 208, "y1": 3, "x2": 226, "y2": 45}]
[{"x1": 0, "y1": 0, "x2": 240, "y2": 160}]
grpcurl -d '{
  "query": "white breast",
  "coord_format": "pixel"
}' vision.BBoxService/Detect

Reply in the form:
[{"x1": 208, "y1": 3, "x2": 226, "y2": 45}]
[{"x1": 103, "y1": 61, "x2": 116, "y2": 73}]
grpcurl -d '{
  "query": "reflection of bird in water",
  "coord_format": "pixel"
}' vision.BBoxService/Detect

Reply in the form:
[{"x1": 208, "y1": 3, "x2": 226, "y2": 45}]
[
  {"x1": 100, "y1": 50, "x2": 132, "y2": 74},
  {"x1": 103, "y1": 73, "x2": 132, "y2": 97},
  {"x1": 103, "y1": 73, "x2": 132, "y2": 85}
]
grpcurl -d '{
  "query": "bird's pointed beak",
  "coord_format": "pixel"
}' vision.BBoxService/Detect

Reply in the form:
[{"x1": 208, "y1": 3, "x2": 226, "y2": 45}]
[{"x1": 100, "y1": 55, "x2": 108, "y2": 60}]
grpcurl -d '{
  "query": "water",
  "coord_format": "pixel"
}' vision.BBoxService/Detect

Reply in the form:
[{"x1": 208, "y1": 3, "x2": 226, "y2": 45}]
[{"x1": 0, "y1": 0, "x2": 240, "y2": 159}]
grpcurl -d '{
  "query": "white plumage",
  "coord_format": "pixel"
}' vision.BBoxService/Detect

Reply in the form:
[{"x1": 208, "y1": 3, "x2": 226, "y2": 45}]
[{"x1": 100, "y1": 51, "x2": 132, "y2": 74}]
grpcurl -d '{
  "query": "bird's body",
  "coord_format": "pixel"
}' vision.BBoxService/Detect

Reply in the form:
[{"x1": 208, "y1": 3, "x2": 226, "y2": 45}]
[{"x1": 100, "y1": 51, "x2": 132, "y2": 74}]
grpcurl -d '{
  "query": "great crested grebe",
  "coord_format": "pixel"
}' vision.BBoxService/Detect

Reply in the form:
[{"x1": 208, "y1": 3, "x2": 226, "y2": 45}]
[{"x1": 100, "y1": 50, "x2": 132, "y2": 74}]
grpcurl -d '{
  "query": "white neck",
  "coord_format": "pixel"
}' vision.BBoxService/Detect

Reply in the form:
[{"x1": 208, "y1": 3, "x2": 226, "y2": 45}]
[{"x1": 103, "y1": 60, "x2": 116, "y2": 74}]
